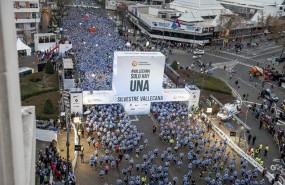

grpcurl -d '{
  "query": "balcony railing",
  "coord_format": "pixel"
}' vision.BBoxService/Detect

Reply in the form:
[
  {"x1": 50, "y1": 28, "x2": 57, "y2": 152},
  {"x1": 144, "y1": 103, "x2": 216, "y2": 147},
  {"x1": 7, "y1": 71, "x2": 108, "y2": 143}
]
[
  {"x1": 14, "y1": 6, "x2": 39, "y2": 9},
  {"x1": 16, "y1": 16, "x2": 40, "y2": 19}
]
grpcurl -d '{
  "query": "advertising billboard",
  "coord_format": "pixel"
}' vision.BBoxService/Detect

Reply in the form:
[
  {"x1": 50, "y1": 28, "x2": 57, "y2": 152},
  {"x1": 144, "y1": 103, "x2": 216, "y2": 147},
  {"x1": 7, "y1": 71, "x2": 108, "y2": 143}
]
[
  {"x1": 112, "y1": 52, "x2": 165, "y2": 96},
  {"x1": 70, "y1": 92, "x2": 83, "y2": 114},
  {"x1": 82, "y1": 91, "x2": 115, "y2": 105}
]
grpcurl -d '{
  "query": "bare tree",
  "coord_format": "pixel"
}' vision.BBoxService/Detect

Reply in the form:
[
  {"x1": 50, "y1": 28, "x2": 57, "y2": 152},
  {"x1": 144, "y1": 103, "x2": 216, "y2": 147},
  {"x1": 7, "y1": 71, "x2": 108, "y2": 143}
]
[
  {"x1": 257, "y1": 11, "x2": 265, "y2": 33},
  {"x1": 23, "y1": 31, "x2": 32, "y2": 45},
  {"x1": 268, "y1": 16, "x2": 285, "y2": 43},
  {"x1": 217, "y1": 10, "x2": 242, "y2": 45}
]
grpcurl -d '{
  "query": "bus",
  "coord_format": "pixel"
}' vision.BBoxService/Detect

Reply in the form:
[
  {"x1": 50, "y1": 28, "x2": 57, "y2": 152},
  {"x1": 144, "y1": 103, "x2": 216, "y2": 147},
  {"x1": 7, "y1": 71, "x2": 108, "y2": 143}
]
[{"x1": 19, "y1": 67, "x2": 34, "y2": 78}]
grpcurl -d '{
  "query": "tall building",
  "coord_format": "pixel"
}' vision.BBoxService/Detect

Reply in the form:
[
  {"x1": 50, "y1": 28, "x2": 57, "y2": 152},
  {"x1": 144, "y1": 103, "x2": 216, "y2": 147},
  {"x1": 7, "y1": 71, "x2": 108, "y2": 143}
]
[{"x1": 14, "y1": 0, "x2": 40, "y2": 43}]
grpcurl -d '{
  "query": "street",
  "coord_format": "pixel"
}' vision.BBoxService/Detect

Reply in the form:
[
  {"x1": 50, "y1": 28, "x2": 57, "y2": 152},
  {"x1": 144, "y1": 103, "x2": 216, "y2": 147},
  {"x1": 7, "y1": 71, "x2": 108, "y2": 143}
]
[{"x1": 167, "y1": 38, "x2": 285, "y2": 181}]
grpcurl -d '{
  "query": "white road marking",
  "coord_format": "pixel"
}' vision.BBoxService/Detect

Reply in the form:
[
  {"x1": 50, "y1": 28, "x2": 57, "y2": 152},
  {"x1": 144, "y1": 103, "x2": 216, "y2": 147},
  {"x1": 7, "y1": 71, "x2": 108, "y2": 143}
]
[{"x1": 249, "y1": 48, "x2": 283, "y2": 58}]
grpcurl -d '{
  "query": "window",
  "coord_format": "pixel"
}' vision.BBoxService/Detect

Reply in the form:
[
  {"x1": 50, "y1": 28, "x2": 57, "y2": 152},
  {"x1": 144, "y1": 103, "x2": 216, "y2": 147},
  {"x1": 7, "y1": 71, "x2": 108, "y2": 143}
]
[
  {"x1": 32, "y1": 13, "x2": 38, "y2": 18},
  {"x1": 30, "y1": 3, "x2": 38, "y2": 8},
  {"x1": 16, "y1": 23, "x2": 23, "y2": 29},
  {"x1": 19, "y1": 2, "x2": 25, "y2": 8},
  {"x1": 30, "y1": 23, "x2": 35, "y2": 27}
]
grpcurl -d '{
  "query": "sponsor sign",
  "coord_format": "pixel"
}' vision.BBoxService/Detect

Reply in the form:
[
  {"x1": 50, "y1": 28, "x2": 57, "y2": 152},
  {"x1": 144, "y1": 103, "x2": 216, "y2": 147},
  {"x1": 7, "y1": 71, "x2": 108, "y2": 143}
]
[
  {"x1": 230, "y1": 131, "x2": 236, "y2": 136},
  {"x1": 82, "y1": 91, "x2": 114, "y2": 105},
  {"x1": 82, "y1": 88, "x2": 195, "y2": 104},
  {"x1": 74, "y1": 145, "x2": 82, "y2": 151},
  {"x1": 112, "y1": 52, "x2": 165, "y2": 96},
  {"x1": 123, "y1": 102, "x2": 151, "y2": 115},
  {"x1": 70, "y1": 92, "x2": 83, "y2": 114},
  {"x1": 152, "y1": 22, "x2": 171, "y2": 28}
]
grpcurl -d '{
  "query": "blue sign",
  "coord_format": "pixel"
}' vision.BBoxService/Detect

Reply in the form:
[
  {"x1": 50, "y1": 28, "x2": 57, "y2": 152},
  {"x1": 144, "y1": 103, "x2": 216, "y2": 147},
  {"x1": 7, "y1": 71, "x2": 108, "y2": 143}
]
[{"x1": 152, "y1": 22, "x2": 170, "y2": 27}]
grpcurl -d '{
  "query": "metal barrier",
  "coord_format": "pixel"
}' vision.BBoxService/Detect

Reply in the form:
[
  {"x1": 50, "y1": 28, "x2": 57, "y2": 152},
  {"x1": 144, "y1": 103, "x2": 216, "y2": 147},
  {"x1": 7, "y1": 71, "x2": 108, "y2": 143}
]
[
  {"x1": 211, "y1": 121, "x2": 281, "y2": 184},
  {"x1": 71, "y1": 123, "x2": 79, "y2": 172}
]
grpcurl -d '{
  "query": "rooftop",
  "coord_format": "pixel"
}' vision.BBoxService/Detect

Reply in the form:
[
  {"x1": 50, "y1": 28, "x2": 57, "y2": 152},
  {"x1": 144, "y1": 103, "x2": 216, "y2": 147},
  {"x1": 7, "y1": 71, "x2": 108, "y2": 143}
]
[{"x1": 218, "y1": 0, "x2": 285, "y2": 7}]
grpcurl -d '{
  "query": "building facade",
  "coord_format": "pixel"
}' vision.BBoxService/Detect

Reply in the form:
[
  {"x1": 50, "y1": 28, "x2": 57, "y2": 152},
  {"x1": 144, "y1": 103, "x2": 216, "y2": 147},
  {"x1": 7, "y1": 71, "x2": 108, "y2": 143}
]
[
  {"x1": 127, "y1": 0, "x2": 231, "y2": 45},
  {"x1": 14, "y1": 0, "x2": 40, "y2": 43},
  {"x1": 218, "y1": 0, "x2": 285, "y2": 19}
]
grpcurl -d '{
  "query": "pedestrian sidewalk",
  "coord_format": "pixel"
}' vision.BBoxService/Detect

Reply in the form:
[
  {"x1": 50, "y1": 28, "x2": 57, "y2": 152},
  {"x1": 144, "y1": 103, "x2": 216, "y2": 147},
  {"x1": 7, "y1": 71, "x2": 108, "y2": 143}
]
[{"x1": 57, "y1": 127, "x2": 76, "y2": 165}]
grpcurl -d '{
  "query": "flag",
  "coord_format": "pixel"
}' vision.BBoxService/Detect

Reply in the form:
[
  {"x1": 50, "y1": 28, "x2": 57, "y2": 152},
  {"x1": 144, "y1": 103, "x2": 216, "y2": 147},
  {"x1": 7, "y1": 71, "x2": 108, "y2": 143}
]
[
  {"x1": 171, "y1": 19, "x2": 178, "y2": 29},
  {"x1": 176, "y1": 19, "x2": 181, "y2": 27}
]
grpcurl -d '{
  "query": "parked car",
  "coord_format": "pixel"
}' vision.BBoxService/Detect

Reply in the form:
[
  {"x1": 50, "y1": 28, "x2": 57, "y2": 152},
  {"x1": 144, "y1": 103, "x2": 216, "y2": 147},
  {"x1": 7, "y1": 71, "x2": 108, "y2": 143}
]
[
  {"x1": 235, "y1": 43, "x2": 244, "y2": 49},
  {"x1": 193, "y1": 49, "x2": 205, "y2": 55},
  {"x1": 270, "y1": 71, "x2": 285, "y2": 81},
  {"x1": 276, "y1": 57, "x2": 285, "y2": 64},
  {"x1": 192, "y1": 55, "x2": 202, "y2": 59},
  {"x1": 261, "y1": 89, "x2": 279, "y2": 102},
  {"x1": 279, "y1": 77, "x2": 285, "y2": 87},
  {"x1": 279, "y1": 111, "x2": 285, "y2": 120}
]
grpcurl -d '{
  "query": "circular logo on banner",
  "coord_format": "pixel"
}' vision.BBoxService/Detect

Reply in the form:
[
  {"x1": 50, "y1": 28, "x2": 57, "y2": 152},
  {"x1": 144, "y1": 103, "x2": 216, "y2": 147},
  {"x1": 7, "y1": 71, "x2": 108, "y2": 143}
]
[
  {"x1": 132, "y1": 61, "x2": 138, "y2": 67},
  {"x1": 75, "y1": 99, "x2": 78, "y2": 102},
  {"x1": 193, "y1": 95, "x2": 196, "y2": 99}
]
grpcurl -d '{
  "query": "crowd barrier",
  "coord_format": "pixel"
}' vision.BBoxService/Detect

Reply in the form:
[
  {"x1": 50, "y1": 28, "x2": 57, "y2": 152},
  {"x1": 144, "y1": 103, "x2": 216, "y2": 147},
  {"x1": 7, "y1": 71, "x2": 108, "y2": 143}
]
[
  {"x1": 211, "y1": 121, "x2": 282, "y2": 184},
  {"x1": 71, "y1": 123, "x2": 79, "y2": 172}
]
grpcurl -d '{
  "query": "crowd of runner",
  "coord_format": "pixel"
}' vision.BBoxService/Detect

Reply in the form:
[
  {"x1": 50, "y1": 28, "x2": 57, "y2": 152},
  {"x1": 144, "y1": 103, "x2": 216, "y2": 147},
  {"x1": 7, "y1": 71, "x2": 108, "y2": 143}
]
[
  {"x1": 62, "y1": 0, "x2": 130, "y2": 91},
  {"x1": 57, "y1": 1, "x2": 281, "y2": 185},
  {"x1": 78, "y1": 103, "x2": 272, "y2": 185}
]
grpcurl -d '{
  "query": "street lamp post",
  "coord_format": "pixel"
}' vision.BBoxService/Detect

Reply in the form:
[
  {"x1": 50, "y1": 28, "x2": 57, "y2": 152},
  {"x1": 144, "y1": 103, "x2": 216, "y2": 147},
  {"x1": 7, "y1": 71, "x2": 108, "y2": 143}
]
[
  {"x1": 163, "y1": 18, "x2": 165, "y2": 41},
  {"x1": 65, "y1": 104, "x2": 70, "y2": 185},
  {"x1": 245, "y1": 105, "x2": 250, "y2": 127},
  {"x1": 176, "y1": 75, "x2": 180, "y2": 88},
  {"x1": 239, "y1": 125, "x2": 244, "y2": 146}
]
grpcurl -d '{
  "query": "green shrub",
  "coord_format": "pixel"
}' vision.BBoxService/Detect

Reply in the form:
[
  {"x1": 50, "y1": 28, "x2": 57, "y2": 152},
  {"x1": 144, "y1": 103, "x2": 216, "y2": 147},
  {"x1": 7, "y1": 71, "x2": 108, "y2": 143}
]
[
  {"x1": 171, "y1": 60, "x2": 179, "y2": 70},
  {"x1": 21, "y1": 88, "x2": 57, "y2": 100},
  {"x1": 45, "y1": 60, "x2": 55, "y2": 74},
  {"x1": 29, "y1": 77, "x2": 42, "y2": 82},
  {"x1": 44, "y1": 99, "x2": 55, "y2": 114}
]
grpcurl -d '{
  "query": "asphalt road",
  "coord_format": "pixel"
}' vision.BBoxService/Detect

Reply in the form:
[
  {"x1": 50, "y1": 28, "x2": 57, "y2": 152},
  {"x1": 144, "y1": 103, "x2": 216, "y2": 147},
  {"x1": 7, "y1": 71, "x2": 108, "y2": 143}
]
[
  {"x1": 68, "y1": 115, "x2": 270, "y2": 185},
  {"x1": 168, "y1": 39, "x2": 285, "y2": 180}
]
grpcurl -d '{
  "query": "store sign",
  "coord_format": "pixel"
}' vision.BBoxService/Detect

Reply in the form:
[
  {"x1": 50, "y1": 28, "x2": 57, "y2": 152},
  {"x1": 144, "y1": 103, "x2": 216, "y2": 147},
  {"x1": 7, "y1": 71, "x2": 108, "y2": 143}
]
[
  {"x1": 186, "y1": 25, "x2": 202, "y2": 33},
  {"x1": 152, "y1": 22, "x2": 171, "y2": 28},
  {"x1": 112, "y1": 52, "x2": 165, "y2": 96}
]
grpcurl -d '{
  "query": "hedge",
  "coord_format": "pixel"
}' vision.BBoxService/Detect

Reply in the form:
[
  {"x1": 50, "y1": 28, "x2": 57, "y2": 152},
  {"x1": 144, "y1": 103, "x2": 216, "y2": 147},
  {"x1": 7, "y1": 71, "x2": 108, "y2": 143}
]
[{"x1": 21, "y1": 88, "x2": 58, "y2": 100}]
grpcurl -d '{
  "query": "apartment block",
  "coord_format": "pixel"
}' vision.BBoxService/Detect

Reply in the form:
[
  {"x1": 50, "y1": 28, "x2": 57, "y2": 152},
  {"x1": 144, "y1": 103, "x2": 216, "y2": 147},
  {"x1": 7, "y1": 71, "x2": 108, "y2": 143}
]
[{"x1": 14, "y1": 0, "x2": 40, "y2": 43}]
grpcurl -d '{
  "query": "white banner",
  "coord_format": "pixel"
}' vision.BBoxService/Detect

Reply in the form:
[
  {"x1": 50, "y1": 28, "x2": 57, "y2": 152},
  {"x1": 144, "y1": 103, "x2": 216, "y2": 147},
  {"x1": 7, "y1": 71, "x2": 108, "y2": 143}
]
[
  {"x1": 82, "y1": 91, "x2": 115, "y2": 104},
  {"x1": 123, "y1": 102, "x2": 151, "y2": 115},
  {"x1": 82, "y1": 88, "x2": 193, "y2": 104},
  {"x1": 59, "y1": 44, "x2": 72, "y2": 54},
  {"x1": 63, "y1": 79, "x2": 75, "y2": 90},
  {"x1": 70, "y1": 92, "x2": 83, "y2": 114},
  {"x1": 112, "y1": 52, "x2": 165, "y2": 96},
  {"x1": 162, "y1": 89, "x2": 191, "y2": 101}
]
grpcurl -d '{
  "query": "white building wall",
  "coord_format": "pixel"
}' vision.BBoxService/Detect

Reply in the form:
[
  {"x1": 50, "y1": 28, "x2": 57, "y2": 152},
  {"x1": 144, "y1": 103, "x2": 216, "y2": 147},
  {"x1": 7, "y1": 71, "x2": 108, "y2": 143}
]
[
  {"x1": 0, "y1": 1, "x2": 26, "y2": 185},
  {"x1": 21, "y1": 106, "x2": 36, "y2": 185}
]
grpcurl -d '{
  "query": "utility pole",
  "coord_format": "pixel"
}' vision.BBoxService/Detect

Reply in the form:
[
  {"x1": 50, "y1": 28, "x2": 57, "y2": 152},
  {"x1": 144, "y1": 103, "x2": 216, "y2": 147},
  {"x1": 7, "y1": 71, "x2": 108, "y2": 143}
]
[{"x1": 163, "y1": 18, "x2": 165, "y2": 41}]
